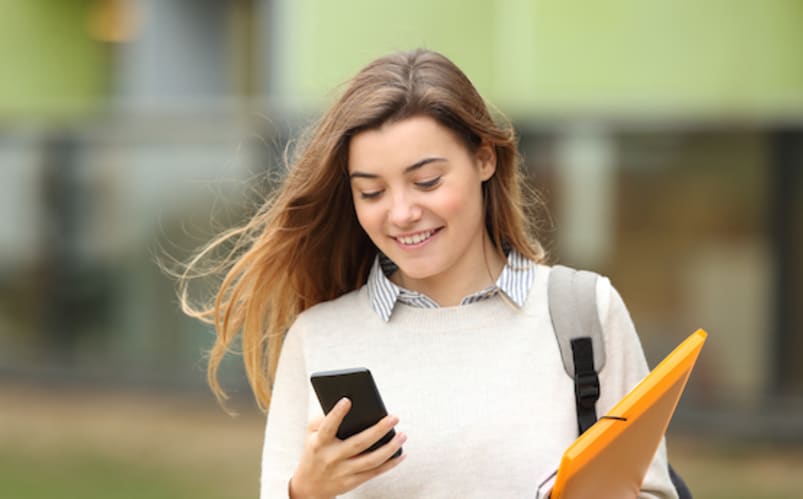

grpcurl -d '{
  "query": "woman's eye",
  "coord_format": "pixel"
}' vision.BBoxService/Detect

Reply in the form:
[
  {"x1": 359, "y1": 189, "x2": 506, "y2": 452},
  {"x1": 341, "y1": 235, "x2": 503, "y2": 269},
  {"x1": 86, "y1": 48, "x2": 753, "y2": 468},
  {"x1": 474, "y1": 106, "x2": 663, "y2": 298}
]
[
  {"x1": 415, "y1": 177, "x2": 441, "y2": 189},
  {"x1": 360, "y1": 190, "x2": 383, "y2": 200}
]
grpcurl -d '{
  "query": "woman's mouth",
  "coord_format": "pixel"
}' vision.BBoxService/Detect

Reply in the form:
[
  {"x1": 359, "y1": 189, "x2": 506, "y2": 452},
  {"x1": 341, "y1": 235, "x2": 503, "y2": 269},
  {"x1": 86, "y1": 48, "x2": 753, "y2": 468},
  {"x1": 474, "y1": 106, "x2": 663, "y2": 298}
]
[{"x1": 394, "y1": 228, "x2": 442, "y2": 247}]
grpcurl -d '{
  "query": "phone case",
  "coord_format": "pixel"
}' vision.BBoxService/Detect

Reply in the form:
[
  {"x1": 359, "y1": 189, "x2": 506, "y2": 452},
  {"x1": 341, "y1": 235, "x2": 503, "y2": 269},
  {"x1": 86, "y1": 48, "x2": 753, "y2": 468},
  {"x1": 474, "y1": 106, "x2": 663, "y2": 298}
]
[{"x1": 310, "y1": 367, "x2": 401, "y2": 457}]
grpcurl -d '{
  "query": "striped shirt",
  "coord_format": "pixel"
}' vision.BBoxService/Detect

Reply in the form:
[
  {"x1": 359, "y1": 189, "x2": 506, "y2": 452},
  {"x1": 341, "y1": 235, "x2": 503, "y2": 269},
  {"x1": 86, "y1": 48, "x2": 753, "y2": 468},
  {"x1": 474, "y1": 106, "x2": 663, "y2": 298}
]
[{"x1": 366, "y1": 249, "x2": 537, "y2": 322}]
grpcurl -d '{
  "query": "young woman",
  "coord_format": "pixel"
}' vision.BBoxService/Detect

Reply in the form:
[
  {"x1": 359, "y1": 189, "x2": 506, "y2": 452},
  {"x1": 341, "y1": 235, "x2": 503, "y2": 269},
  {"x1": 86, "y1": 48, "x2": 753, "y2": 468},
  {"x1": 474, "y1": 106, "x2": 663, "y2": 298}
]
[{"x1": 181, "y1": 49, "x2": 677, "y2": 498}]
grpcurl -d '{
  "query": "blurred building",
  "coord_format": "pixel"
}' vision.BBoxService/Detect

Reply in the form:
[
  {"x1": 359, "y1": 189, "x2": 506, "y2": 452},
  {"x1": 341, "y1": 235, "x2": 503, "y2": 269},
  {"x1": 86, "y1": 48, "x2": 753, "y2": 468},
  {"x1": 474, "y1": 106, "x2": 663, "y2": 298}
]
[{"x1": 1, "y1": 0, "x2": 802, "y2": 439}]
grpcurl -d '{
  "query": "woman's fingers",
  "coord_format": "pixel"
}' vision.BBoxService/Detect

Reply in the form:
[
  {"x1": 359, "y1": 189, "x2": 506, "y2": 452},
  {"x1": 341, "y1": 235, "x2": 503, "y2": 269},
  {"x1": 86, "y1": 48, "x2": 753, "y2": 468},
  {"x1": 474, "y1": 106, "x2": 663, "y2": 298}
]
[
  {"x1": 345, "y1": 448, "x2": 407, "y2": 490},
  {"x1": 316, "y1": 397, "x2": 352, "y2": 442},
  {"x1": 341, "y1": 413, "x2": 399, "y2": 456},
  {"x1": 292, "y1": 409, "x2": 407, "y2": 498},
  {"x1": 348, "y1": 430, "x2": 407, "y2": 472}
]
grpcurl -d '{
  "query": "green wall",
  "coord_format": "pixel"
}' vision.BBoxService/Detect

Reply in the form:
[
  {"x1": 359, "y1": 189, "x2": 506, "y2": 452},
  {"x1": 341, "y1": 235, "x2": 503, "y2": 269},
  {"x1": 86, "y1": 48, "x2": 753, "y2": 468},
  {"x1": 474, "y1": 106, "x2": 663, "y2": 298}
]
[
  {"x1": 0, "y1": 0, "x2": 108, "y2": 120},
  {"x1": 3, "y1": 1, "x2": 801, "y2": 120},
  {"x1": 283, "y1": 0, "x2": 803, "y2": 118},
  {"x1": 279, "y1": 0, "x2": 496, "y2": 106}
]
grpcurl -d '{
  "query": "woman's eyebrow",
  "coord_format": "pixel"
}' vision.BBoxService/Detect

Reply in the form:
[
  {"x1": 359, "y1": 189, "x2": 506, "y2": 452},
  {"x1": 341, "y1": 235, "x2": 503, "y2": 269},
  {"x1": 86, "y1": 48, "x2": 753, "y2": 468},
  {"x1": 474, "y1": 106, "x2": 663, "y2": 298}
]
[{"x1": 349, "y1": 157, "x2": 447, "y2": 179}]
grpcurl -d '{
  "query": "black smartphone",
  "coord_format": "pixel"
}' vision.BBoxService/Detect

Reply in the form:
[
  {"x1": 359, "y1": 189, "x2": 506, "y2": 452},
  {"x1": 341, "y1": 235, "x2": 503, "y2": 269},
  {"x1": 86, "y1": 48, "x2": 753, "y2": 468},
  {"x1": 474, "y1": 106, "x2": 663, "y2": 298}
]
[{"x1": 310, "y1": 367, "x2": 402, "y2": 458}]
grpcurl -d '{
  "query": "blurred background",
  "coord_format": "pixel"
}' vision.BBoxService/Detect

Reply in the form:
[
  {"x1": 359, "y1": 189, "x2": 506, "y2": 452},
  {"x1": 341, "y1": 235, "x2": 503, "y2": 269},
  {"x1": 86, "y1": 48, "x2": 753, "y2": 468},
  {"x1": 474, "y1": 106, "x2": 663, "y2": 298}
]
[{"x1": 1, "y1": 1, "x2": 802, "y2": 498}]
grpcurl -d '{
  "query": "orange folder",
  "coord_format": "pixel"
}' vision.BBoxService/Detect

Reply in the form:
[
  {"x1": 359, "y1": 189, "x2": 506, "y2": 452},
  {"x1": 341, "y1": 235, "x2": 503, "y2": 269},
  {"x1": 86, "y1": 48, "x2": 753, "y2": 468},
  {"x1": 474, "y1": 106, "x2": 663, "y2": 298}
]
[{"x1": 546, "y1": 329, "x2": 707, "y2": 499}]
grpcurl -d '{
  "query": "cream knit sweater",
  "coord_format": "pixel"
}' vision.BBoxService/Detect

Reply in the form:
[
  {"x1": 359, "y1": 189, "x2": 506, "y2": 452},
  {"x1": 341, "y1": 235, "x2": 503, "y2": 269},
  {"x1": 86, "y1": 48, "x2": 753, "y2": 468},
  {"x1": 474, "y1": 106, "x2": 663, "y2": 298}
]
[{"x1": 260, "y1": 264, "x2": 677, "y2": 498}]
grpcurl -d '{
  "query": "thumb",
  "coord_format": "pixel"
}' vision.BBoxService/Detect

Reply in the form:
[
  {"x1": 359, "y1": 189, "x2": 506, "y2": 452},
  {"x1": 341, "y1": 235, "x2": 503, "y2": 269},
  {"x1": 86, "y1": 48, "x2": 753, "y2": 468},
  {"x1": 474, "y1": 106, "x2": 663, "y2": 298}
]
[{"x1": 317, "y1": 397, "x2": 352, "y2": 442}]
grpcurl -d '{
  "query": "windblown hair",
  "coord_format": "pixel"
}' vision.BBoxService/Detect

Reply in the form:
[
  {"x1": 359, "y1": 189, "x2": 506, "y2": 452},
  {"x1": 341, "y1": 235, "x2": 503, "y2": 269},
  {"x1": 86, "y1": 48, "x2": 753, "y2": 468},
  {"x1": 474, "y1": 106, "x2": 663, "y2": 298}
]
[{"x1": 179, "y1": 48, "x2": 546, "y2": 411}]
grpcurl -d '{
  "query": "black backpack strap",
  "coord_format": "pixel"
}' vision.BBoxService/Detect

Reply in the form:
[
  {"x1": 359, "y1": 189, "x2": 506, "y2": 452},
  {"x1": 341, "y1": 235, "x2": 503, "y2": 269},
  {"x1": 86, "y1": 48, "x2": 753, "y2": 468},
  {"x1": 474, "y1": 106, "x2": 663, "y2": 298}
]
[
  {"x1": 547, "y1": 265, "x2": 605, "y2": 435},
  {"x1": 571, "y1": 337, "x2": 600, "y2": 434},
  {"x1": 670, "y1": 464, "x2": 693, "y2": 499}
]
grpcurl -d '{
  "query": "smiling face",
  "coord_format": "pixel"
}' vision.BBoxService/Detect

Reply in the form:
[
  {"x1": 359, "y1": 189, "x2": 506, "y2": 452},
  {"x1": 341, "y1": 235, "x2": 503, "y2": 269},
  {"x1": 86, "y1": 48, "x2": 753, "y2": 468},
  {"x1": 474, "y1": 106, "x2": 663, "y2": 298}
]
[{"x1": 348, "y1": 115, "x2": 499, "y2": 301}]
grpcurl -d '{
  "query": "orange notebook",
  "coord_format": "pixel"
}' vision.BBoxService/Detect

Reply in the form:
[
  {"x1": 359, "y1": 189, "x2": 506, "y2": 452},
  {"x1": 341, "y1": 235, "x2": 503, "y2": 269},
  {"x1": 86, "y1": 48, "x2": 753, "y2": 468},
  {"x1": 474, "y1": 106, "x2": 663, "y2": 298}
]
[{"x1": 541, "y1": 329, "x2": 707, "y2": 499}]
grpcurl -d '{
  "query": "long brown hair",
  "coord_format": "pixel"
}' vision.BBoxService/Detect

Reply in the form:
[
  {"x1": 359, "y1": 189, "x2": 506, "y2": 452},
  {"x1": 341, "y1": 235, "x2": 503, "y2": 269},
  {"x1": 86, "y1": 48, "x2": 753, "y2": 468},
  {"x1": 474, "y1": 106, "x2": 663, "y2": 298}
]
[{"x1": 179, "y1": 48, "x2": 546, "y2": 410}]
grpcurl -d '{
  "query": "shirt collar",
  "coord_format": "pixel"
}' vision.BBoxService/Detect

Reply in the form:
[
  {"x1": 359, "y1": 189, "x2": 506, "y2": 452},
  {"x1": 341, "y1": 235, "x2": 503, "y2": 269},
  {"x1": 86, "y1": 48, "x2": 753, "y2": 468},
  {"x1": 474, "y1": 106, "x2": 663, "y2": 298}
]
[{"x1": 366, "y1": 249, "x2": 536, "y2": 322}]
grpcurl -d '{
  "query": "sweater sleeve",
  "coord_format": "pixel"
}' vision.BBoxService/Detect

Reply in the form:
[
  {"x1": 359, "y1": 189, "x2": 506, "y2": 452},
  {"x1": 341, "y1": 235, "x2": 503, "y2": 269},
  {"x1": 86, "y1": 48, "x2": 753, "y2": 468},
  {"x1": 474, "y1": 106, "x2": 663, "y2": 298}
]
[
  {"x1": 260, "y1": 318, "x2": 309, "y2": 499},
  {"x1": 596, "y1": 277, "x2": 679, "y2": 499}
]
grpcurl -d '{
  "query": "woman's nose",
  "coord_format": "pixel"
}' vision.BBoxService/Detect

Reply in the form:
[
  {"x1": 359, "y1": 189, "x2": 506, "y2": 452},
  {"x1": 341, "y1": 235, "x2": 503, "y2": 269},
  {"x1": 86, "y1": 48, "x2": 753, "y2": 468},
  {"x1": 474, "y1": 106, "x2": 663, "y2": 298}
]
[{"x1": 388, "y1": 191, "x2": 422, "y2": 227}]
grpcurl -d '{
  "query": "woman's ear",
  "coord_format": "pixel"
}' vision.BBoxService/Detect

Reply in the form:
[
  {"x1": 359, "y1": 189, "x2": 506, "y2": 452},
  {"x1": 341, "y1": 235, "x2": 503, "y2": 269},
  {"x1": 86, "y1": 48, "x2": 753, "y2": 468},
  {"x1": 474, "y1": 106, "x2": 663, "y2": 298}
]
[{"x1": 476, "y1": 142, "x2": 497, "y2": 181}]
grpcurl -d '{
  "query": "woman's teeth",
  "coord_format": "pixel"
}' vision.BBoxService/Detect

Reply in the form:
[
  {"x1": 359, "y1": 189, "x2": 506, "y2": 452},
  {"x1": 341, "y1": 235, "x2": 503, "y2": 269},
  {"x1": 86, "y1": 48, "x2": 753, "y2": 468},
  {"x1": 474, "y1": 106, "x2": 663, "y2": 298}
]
[{"x1": 398, "y1": 230, "x2": 435, "y2": 245}]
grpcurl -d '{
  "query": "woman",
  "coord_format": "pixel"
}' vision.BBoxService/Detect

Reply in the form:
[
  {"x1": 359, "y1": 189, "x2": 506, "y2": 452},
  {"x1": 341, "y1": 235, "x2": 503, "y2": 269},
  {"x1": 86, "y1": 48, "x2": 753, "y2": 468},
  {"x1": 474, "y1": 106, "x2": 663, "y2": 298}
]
[{"x1": 181, "y1": 49, "x2": 677, "y2": 498}]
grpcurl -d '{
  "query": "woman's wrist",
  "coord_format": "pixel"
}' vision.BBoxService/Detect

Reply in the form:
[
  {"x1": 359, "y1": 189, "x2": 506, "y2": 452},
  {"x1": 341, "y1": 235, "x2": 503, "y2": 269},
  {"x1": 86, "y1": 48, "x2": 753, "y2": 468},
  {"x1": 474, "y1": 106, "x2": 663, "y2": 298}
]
[
  {"x1": 288, "y1": 475, "x2": 306, "y2": 499},
  {"x1": 288, "y1": 475, "x2": 332, "y2": 499},
  {"x1": 288, "y1": 475, "x2": 304, "y2": 499}
]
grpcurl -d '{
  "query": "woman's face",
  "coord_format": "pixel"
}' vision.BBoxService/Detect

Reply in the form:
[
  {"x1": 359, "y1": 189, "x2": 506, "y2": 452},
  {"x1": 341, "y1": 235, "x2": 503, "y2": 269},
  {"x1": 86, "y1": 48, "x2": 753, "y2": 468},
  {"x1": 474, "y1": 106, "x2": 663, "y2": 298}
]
[{"x1": 348, "y1": 115, "x2": 496, "y2": 290}]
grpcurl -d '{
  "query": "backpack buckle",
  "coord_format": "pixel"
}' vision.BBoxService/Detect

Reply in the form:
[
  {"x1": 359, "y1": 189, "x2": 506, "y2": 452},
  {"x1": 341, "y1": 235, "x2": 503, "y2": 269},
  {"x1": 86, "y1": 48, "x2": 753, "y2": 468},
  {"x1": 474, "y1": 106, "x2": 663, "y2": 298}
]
[{"x1": 574, "y1": 372, "x2": 600, "y2": 408}]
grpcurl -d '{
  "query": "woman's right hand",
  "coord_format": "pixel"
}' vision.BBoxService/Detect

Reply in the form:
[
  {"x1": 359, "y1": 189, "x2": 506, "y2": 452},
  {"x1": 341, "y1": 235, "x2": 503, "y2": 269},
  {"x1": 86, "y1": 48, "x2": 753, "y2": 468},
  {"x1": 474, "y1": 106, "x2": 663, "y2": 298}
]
[{"x1": 288, "y1": 398, "x2": 407, "y2": 499}]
